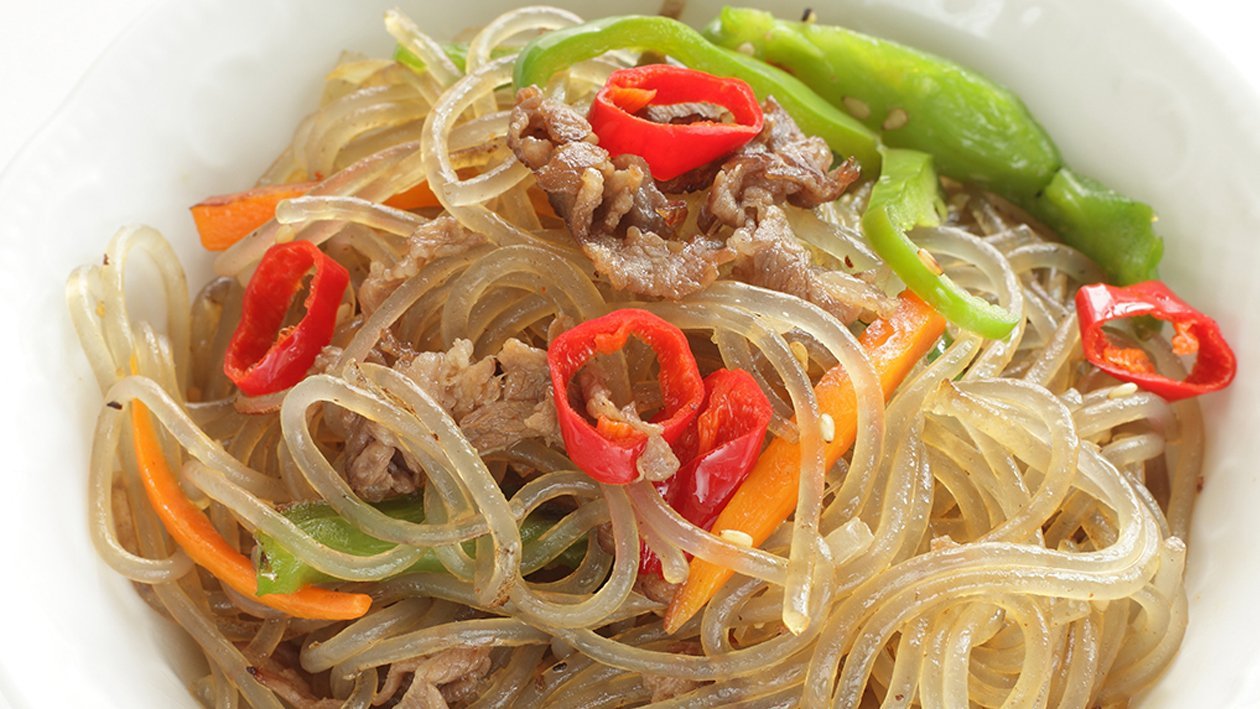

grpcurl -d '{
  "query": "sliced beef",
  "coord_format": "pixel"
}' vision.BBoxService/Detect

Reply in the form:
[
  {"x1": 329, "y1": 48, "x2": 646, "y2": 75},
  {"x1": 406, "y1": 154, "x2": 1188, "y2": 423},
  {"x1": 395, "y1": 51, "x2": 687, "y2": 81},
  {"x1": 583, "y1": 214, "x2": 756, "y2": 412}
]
[
  {"x1": 339, "y1": 339, "x2": 559, "y2": 502},
  {"x1": 379, "y1": 646, "x2": 494, "y2": 708},
  {"x1": 640, "y1": 101, "x2": 732, "y2": 125},
  {"x1": 729, "y1": 205, "x2": 868, "y2": 324},
  {"x1": 510, "y1": 87, "x2": 869, "y2": 321},
  {"x1": 508, "y1": 86, "x2": 734, "y2": 299},
  {"x1": 701, "y1": 98, "x2": 861, "y2": 232},
  {"x1": 359, "y1": 215, "x2": 486, "y2": 314}
]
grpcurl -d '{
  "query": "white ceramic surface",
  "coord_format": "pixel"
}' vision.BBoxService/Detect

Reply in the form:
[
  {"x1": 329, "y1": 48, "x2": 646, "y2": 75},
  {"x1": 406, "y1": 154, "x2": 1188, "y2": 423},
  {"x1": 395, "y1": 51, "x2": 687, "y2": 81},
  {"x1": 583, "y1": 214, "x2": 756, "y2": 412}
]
[{"x1": 1, "y1": 1, "x2": 1256, "y2": 706}]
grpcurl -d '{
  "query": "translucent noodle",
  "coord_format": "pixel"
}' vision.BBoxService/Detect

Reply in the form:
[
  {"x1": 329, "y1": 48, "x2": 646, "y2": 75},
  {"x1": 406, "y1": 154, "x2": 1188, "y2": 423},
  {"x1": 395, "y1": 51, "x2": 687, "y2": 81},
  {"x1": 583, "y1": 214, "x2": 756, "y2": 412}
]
[{"x1": 67, "y1": 8, "x2": 1204, "y2": 707}]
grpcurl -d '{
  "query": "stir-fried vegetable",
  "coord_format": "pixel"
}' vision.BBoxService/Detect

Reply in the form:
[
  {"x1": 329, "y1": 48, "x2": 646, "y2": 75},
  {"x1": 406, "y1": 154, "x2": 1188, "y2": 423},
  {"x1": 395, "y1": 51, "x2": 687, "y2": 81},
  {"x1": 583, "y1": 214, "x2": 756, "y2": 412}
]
[
  {"x1": 255, "y1": 498, "x2": 586, "y2": 595},
  {"x1": 666, "y1": 368, "x2": 774, "y2": 532},
  {"x1": 587, "y1": 65, "x2": 764, "y2": 180},
  {"x1": 222, "y1": 241, "x2": 349, "y2": 397},
  {"x1": 643, "y1": 368, "x2": 773, "y2": 575},
  {"x1": 191, "y1": 182, "x2": 316, "y2": 251},
  {"x1": 703, "y1": 6, "x2": 1163, "y2": 285},
  {"x1": 190, "y1": 181, "x2": 454, "y2": 252},
  {"x1": 1034, "y1": 169, "x2": 1163, "y2": 285},
  {"x1": 130, "y1": 402, "x2": 371, "y2": 620},
  {"x1": 548, "y1": 308, "x2": 706, "y2": 485},
  {"x1": 664, "y1": 291, "x2": 946, "y2": 633},
  {"x1": 703, "y1": 7, "x2": 1059, "y2": 201},
  {"x1": 513, "y1": 14, "x2": 880, "y2": 172},
  {"x1": 1076, "y1": 281, "x2": 1236, "y2": 400},
  {"x1": 863, "y1": 146, "x2": 1019, "y2": 338}
]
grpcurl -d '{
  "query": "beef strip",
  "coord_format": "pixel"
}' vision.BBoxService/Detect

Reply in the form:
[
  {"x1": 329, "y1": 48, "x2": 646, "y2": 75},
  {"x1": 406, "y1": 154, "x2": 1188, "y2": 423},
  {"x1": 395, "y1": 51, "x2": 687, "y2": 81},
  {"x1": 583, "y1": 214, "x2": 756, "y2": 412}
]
[
  {"x1": 700, "y1": 97, "x2": 861, "y2": 232},
  {"x1": 728, "y1": 205, "x2": 870, "y2": 324},
  {"x1": 639, "y1": 101, "x2": 733, "y2": 125},
  {"x1": 379, "y1": 646, "x2": 494, "y2": 708},
  {"x1": 699, "y1": 98, "x2": 870, "y2": 323},
  {"x1": 359, "y1": 215, "x2": 487, "y2": 314},
  {"x1": 511, "y1": 87, "x2": 872, "y2": 322},
  {"x1": 508, "y1": 86, "x2": 735, "y2": 299},
  {"x1": 339, "y1": 339, "x2": 560, "y2": 501},
  {"x1": 575, "y1": 362, "x2": 679, "y2": 482},
  {"x1": 246, "y1": 653, "x2": 341, "y2": 709}
]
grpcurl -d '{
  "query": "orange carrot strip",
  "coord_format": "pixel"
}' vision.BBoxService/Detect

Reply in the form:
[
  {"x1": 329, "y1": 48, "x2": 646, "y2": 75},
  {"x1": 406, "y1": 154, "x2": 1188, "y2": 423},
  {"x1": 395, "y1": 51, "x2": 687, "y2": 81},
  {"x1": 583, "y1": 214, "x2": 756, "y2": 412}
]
[
  {"x1": 193, "y1": 176, "x2": 558, "y2": 252},
  {"x1": 663, "y1": 291, "x2": 946, "y2": 633},
  {"x1": 382, "y1": 181, "x2": 442, "y2": 210},
  {"x1": 129, "y1": 402, "x2": 371, "y2": 620},
  {"x1": 190, "y1": 182, "x2": 316, "y2": 251},
  {"x1": 385, "y1": 178, "x2": 558, "y2": 219}
]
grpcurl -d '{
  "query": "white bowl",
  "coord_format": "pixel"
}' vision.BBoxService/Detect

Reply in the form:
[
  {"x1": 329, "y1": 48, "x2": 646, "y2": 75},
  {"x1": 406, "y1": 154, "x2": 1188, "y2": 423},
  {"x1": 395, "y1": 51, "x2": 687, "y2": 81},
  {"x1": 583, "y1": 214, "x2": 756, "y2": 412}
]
[{"x1": 1, "y1": 0, "x2": 1256, "y2": 706}]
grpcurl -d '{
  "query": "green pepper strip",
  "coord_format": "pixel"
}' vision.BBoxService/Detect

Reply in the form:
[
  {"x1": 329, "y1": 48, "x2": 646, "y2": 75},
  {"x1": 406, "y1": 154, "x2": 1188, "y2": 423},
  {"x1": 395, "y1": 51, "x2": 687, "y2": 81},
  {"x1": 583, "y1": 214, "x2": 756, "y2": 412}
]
[
  {"x1": 705, "y1": 7, "x2": 1163, "y2": 286},
  {"x1": 863, "y1": 147, "x2": 1020, "y2": 339},
  {"x1": 1032, "y1": 168, "x2": 1163, "y2": 286},
  {"x1": 512, "y1": 15, "x2": 881, "y2": 173},
  {"x1": 255, "y1": 497, "x2": 586, "y2": 595}
]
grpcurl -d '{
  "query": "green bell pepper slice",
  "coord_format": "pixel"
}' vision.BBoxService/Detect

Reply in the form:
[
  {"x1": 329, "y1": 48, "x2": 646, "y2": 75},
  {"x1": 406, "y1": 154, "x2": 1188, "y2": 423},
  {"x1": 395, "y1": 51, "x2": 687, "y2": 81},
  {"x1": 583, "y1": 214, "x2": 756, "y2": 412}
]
[
  {"x1": 255, "y1": 497, "x2": 586, "y2": 595},
  {"x1": 1033, "y1": 168, "x2": 1163, "y2": 285},
  {"x1": 705, "y1": 6, "x2": 1162, "y2": 285},
  {"x1": 862, "y1": 147, "x2": 1020, "y2": 339},
  {"x1": 703, "y1": 6, "x2": 1059, "y2": 203}
]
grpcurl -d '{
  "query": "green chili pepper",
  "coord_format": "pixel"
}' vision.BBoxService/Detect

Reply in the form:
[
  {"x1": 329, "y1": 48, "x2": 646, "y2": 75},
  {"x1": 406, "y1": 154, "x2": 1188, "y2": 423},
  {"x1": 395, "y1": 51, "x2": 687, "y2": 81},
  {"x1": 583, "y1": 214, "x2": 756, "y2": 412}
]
[
  {"x1": 512, "y1": 15, "x2": 880, "y2": 172},
  {"x1": 1033, "y1": 168, "x2": 1162, "y2": 285},
  {"x1": 862, "y1": 147, "x2": 1019, "y2": 339},
  {"x1": 704, "y1": 7, "x2": 1163, "y2": 285},
  {"x1": 255, "y1": 497, "x2": 586, "y2": 595},
  {"x1": 703, "y1": 7, "x2": 1059, "y2": 203}
]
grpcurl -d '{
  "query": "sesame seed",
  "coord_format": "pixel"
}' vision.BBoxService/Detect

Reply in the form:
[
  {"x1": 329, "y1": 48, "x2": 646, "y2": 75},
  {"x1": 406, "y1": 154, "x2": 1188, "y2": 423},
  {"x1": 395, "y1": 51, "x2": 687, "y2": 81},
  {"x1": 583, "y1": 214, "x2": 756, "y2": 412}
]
[
  {"x1": 819, "y1": 413, "x2": 836, "y2": 443},
  {"x1": 789, "y1": 340, "x2": 810, "y2": 368},
  {"x1": 736, "y1": 42, "x2": 756, "y2": 56},
  {"x1": 842, "y1": 96, "x2": 871, "y2": 120},
  {"x1": 883, "y1": 107, "x2": 909, "y2": 131},
  {"x1": 720, "y1": 529, "x2": 754, "y2": 547},
  {"x1": 1108, "y1": 382, "x2": 1139, "y2": 399}
]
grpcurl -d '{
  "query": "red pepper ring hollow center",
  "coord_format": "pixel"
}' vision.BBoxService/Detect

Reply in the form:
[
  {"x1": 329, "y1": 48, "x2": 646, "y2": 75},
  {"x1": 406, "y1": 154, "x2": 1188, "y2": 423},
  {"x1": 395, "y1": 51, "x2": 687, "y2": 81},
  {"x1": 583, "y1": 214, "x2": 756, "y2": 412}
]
[
  {"x1": 1075, "y1": 281, "x2": 1237, "y2": 401},
  {"x1": 547, "y1": 308, "x2": 705, "y2": 485},
  {"x1": 223, "y1": 241, "x2": 349, "y2": 397},
  {"x1": 587, "y1": 64, "x2": 764, "y2": 181}
]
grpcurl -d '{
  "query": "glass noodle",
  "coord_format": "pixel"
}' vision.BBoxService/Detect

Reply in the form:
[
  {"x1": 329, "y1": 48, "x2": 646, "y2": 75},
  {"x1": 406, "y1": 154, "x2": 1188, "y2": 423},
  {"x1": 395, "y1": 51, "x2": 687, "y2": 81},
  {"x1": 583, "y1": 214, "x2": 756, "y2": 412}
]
[{"x1": 67, "y1": 6, "x2": 1201, "y2": 707}]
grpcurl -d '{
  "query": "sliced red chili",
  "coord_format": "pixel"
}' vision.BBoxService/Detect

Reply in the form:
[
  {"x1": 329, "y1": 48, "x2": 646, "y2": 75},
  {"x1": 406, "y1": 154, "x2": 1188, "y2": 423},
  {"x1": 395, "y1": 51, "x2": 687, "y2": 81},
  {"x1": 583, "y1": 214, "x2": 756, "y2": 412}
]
[
  {"x1": 223, "y1": 241, "x2": 349, "y2": 397},
  {"x1": 640, "y1": 368, "x2": 772, "y2": 577},
  {"x1": 1075, "y1": 281, "x2": 1236, "y2": 401},
  {"x1": 547, "y1": 309, "x2": 705, "y2": 485},
  {"x1": 587, "y1": 64, "x2": 764, "y2": 181},
  {"x1": 667, "y1": 369, "x2": 773, "y2": 530}
]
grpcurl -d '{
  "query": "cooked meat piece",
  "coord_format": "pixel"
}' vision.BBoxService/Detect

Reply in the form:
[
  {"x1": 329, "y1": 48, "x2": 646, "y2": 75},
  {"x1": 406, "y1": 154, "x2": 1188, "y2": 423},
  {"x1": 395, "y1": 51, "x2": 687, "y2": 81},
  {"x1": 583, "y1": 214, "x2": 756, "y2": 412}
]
[
  {"x1": 509, "y1": 88, "x2": 866, "y2": 318},
  {"x1": 359, "y1": 215, "x2": 486, "y2": 314},
  {"x1": 509, "y1": 86, "x2": 734, "y2": 299},
  {"x1": 702, "y1": 98, "x2": 860, "y2": 231},
  {"x1": 339, "y1": 339, "x2": 560, "y2": 500},
  {"x1": 577, "y1": 366, "x2": 679, "y2": 482},
  {"x1": 729, "y1": 205, "x2": 869, "y2": 324},
  {"x1": 636, "y1": 571, "x2": 679, "y2": 605},
  {"x1": 583, "y1": 226, "x2": 734, "y2": 301},
  {"x1": 343, "y1": 417, "x2": 420, "y2": 502},
  {"x1": 246, "y1": 653, "x2": 341, "y2": 709},
  {"x1": 381, "y1": 646, "x2": 494, "y2": 709},
  {"x1": 639, "y1": 101, "x2": 733, "y2": 125},
  {"x1": 458, "y1": 337, "x2": 558, "y2": 452},
  {"x1": 399, "y1": 339, "x2": 501, "y2": 421}
]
